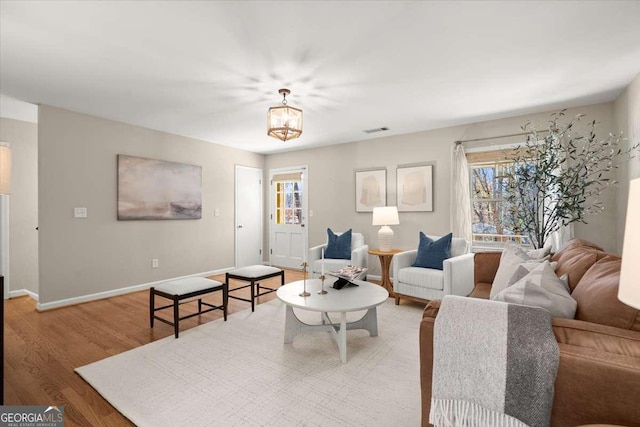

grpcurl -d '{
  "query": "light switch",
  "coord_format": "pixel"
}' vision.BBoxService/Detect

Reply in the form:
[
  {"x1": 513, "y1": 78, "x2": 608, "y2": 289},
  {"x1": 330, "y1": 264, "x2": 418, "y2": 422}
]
[
  {"x1": 214, "y1": 209, "x2": 220, "y2": 216},
  {"x1": 309, "y1": 210, "x2": 314, "y2": 217},
  {"x1": 74, "y1": 207, "x2": 87, "y2": 218}
]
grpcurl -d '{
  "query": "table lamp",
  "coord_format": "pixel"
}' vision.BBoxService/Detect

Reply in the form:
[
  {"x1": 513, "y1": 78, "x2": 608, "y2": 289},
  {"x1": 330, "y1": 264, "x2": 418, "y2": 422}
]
[
  {"x1": 619, "y1": 177, "x2": 640, "y2": 309},
  {"x1": 372, "y1": 206, "x2": 399, "y2": 252}
]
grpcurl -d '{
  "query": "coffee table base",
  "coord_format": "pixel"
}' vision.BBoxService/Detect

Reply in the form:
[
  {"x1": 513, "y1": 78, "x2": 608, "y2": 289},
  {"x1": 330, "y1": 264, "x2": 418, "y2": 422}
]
[{"x1": 283, "y1": 305, "x2": 379, "y2": 363}]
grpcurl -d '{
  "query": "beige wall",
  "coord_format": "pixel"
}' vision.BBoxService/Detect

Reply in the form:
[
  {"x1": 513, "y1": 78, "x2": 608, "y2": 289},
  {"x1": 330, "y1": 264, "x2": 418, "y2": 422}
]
[
  {"x1": 38, "y1": 106, "x2": 263, "y2": 306},
  {"x1": 266, "y1": 102, "x2": 620, "y2": 277},
  {"x1": 31, "y1": 94, "x2": 635, "y2": 301},
  {"x1": 0, "y1": 117, "x2": 39, "y2": 295},
  {"x1": 614, "y1": 72, "x2": 640, "y2": 252}
]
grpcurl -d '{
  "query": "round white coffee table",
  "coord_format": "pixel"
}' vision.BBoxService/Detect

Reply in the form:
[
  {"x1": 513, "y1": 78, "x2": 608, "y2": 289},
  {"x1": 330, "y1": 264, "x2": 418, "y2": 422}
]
[{"x1": 276, "y1": 278, "x2": 389, "y2": 363}]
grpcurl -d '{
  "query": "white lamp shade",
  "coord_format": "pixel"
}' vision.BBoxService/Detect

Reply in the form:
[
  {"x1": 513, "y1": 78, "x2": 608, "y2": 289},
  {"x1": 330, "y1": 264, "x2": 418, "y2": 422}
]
[
  {"x1": 372, "y1": 206, "x2": 399, "y2": 226},
  {"x1": 0, "y1": 144, "x2": 11, "y2": 195},
  {"x1": 619, "y1": 178, "x2": 640, "y2": 309}
]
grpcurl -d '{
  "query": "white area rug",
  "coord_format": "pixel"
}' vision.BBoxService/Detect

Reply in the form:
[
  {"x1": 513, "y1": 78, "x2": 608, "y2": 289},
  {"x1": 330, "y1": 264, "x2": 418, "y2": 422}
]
[{"x1": 76, "y1": 299, "x2": 423, "y2": 427}]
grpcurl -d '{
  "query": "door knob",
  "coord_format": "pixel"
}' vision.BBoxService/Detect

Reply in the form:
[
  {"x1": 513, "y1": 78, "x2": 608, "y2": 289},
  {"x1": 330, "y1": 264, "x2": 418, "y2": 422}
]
[{"x1": 238, "y1": 225, "x2": 243, "y2": 228}]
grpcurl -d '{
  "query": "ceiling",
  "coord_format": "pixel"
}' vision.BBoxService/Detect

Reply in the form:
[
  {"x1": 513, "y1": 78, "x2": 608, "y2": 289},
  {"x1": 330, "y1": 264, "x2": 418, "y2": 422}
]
[{"x1": 1, "y1": 1, "x2": 639, "y2": 155}]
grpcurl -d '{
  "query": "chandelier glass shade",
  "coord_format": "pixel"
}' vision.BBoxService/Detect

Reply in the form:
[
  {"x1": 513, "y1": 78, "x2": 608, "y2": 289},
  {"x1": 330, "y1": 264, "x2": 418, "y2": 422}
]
[{"x1": 267, "y1": 88, "x2": 303, "y2": 141}]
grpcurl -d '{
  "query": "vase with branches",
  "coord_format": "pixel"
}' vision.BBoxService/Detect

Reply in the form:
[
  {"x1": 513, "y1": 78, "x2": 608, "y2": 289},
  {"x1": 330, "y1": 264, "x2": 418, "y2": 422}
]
[{"x1": 505, "y1": 110, "x2": 639, "y2": 249}]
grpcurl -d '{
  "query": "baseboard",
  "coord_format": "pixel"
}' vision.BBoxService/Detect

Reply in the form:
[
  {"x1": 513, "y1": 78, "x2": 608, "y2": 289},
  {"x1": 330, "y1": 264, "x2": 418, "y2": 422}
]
[
  {"x1": 9, "y1": 289, "x2": 39, "y2": 301},
  {"x1": 36, "y1": 268, "x2": 235, "y2": 312},
  {"x1": 368, "y1": 274, "x2": 381, "y2": 281}
]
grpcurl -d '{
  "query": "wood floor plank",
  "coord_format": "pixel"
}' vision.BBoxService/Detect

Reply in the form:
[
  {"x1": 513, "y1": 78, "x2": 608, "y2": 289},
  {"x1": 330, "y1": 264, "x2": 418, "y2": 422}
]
[{"x1": 61, "y1": 386, "x2": 134, "y2": 427}]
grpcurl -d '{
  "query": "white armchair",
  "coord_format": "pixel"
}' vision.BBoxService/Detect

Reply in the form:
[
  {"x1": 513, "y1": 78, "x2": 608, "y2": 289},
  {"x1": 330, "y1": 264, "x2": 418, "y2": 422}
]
[
  {"x1": 308, "y1": 232, "x2": 369, "y2": 279},
  {"x1": 392, "y1": 235, "x2": 474, "y2": 304}
]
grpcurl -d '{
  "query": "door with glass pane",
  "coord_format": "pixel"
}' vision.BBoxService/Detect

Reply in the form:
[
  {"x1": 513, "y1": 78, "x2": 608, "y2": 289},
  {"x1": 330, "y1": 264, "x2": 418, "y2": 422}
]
[{"x1": 269, "y1": 167, "x2": 307, "y2": 269}]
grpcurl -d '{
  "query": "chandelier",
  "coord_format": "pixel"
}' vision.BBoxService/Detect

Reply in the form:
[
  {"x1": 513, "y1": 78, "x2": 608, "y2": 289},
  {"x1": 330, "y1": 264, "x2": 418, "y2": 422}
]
[{"x1": 267, "y1": 88, "x2": 303, "y2": 141}]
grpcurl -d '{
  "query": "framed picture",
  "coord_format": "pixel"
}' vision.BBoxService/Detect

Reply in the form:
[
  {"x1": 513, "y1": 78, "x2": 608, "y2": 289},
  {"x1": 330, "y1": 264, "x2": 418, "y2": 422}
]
[
  {"x1": 355, "y1": 168, "x2": 386, "y2": 212},
  {"x1": 396, "y1": 163, "x2": 433, "y2": 212},
  {"x1": 117, "y1": 154, "x2": 202, "y2": 220}
]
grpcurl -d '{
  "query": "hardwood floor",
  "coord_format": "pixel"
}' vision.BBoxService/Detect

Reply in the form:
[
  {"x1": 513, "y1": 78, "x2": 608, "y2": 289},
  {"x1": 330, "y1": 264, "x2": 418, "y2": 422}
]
[{"x1": 4, "y1": 269, "x2": 320, "y2": 426}]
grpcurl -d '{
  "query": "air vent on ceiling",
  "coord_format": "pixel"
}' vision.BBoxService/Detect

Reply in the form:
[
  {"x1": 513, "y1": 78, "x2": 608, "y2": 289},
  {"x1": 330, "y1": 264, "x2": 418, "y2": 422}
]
[{"x1": 363, "y1": 127, "x2": 389, "y2": 134}]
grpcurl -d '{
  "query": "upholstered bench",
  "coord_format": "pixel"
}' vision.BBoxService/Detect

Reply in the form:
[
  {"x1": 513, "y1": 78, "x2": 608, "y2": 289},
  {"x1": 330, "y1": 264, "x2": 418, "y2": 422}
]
[
  {"x1": 226, "y1": 265, "x2": 284, "y2": 311},
  {"x1": 150, "y1": 277, "x2": 227, "y2": 338}
]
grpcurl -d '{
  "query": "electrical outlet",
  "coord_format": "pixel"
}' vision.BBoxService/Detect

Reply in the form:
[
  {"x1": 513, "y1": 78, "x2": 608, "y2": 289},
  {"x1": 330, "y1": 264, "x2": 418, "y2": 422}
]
[
  {"x1": 74, "y1": 207, "x2": 88, "y2": 218},
  {"x1": 152, "y1": 259, "x2": 159, "y2": 268}
]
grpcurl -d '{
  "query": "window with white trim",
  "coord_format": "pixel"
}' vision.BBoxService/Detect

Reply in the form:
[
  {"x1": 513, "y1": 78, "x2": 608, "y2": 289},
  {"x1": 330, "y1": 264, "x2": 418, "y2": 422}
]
[
  {"x1": 468, "y1": 149, "x2": 531, "y2": 248},
  {"x1": 273, "y1": 172, "x2": 303, "y2": 225}
]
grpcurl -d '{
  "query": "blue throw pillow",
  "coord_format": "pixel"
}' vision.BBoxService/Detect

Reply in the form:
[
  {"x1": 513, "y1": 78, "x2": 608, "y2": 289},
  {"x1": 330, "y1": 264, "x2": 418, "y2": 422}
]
[
  {"x1": 324, "y1": 228, "x2": 352, "y2": 260},
  {"x1": 412, "y1": 232, "x2": 453, "y2": 270}
]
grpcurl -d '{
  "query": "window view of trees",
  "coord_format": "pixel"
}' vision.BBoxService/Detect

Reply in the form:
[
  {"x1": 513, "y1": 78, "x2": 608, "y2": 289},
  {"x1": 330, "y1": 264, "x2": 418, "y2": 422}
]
[
  {"x1": 275, "y1": 181, "x2": 303, "y2": 225},
  {"x1": 470, "y1": 163, "x2": 530, "y2": 246}
]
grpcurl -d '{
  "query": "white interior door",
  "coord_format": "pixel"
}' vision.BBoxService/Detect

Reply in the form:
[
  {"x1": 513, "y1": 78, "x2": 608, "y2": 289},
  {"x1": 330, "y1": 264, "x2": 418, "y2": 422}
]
[
  {"x1": 235, "y1": 165, "x2": 263, "y2": 268},
  {"x1": 270, "y1": 167, "x2": 308, "y2": 269}
]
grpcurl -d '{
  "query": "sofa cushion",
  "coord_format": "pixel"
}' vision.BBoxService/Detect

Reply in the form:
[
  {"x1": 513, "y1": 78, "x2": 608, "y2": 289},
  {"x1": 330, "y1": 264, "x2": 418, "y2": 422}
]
[
  {"x1": 551, "y1": 238, "x2": 604, "y2": 262},
  {"x1": 571, "y1": 255, "x2": 640, "y2": 330},
  {"x1": 397, "y1": 266, "x2": 444, "y2": 291},
  {"x1": 474, "y1": 252, "x2": 501, "y2": 288},
  {"x1": 412, "y1": 232, "x2": 452, "y2": 270},
  {"x1": 325, "y1": 228, "x2": 352, "y2": 259},
  {"x1": 552, "y1": 317, "x2": 640, "y2": 358},
  {"x1": 469, "y1": 282, "x2": 492, "y2": 299},
  {"x1": 554, "y1": 246, "x2": 605, "y2": 291},
  {"x1": 490, "y1": 242, "x2": 545, "y2": 299},
  {"x1": 492, "y1": 261, "x2": 577, "y2": 319}
]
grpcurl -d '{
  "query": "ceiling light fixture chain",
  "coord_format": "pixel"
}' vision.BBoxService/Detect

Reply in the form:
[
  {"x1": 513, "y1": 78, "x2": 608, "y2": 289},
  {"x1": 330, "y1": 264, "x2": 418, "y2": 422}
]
[{"x1": 279, "y1": 88, "x2": 289, "y2": 106}]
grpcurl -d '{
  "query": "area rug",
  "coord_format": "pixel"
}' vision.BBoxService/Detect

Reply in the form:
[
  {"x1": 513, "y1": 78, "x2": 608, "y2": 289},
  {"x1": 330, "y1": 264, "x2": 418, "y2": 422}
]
[{"x1": 76, "y1": 299, "x2": 423, "y2": 426}]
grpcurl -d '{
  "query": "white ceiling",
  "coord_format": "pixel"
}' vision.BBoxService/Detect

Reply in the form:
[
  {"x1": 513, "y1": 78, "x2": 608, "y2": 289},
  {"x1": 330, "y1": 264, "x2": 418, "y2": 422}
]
[{"x1": 1, "y1": 1, "x2": 639, "y2": 154}]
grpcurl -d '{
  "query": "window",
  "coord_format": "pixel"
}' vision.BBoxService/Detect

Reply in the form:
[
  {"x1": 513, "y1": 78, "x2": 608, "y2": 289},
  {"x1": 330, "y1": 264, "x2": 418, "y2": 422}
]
[
  {"x1": 274, "y1": 180, "x2": 302, "y2": 225},
  {"x1": 468, "y1": 156, "x2": 531, "y2": 248}
]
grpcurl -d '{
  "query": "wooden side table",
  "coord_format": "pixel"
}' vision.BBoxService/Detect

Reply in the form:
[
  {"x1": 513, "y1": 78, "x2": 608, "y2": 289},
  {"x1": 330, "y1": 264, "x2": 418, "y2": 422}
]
[{"x1": 368, "y1": 248, "x2": 402, "y2": 294}]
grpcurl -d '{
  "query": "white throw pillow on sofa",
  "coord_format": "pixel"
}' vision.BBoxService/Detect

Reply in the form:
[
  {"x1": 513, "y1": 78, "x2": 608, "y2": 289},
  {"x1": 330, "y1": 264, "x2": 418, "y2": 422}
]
[
  {"x1": 506, "y1": 261, "x2": 558, "y2": 287},
  {"x1": 492, "y1": 261, "x2": 577, "y2": 319},
  {"x1": 490, "y1": 243, "x2": 546, "y2": 299},
  {"x1": 527, "y1": 245, "x2": 552, "y2": 260}
]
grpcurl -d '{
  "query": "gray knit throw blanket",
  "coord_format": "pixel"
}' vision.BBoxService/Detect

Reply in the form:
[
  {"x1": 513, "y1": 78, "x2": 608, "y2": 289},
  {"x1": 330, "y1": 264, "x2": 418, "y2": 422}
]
[{"x1": 429, "y1": 295, "x2": 559, "y2": 427}]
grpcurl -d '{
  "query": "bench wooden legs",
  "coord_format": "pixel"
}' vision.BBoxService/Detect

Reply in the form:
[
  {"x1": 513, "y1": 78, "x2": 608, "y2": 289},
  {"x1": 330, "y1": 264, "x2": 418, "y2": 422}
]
[
  {"x1": 150, "y1": 289, "x2": 155, "y2": 328},
  {"x1": 226, "y1": 270, "x2": 284, "y2": 312},
  {"x1": 150, "y1": 283, "x2": 227, "y2": 338}
]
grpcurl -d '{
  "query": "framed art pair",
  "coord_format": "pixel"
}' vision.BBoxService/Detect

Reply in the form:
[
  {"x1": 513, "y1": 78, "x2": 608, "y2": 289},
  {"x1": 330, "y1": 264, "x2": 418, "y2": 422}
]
[{"x1": 354, "y1": 163, "x2": 433, "y2": 212}]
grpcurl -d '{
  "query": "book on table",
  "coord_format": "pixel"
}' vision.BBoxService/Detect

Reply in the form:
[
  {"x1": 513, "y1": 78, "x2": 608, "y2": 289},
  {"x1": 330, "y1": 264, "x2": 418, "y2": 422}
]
[{"x1": 327, "y1": 266, "x2": 368, "y2": 289}]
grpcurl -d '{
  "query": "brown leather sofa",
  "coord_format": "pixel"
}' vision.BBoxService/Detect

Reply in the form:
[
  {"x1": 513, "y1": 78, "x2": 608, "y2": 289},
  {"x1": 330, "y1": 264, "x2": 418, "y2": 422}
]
[{"x1": 419, "y1": 239, "x2": 640, "y2": 427}]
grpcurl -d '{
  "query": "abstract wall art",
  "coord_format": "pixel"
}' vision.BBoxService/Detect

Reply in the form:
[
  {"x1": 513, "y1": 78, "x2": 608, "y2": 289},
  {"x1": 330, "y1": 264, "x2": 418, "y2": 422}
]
[
  {"x1": 396, "y1": 163, "x2": 433, "y2": 212},
  {"x1": 355, "y1": 168, "x2": 386, "y2": 212},
  {"x1": 117, "y1": 154, "x2": 202, "y2": 220}
]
